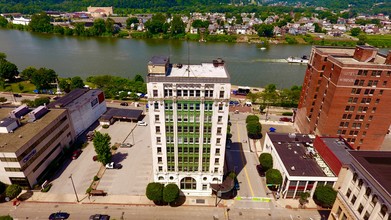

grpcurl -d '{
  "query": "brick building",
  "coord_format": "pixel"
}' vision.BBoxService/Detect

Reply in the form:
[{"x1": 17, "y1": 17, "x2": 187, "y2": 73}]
[{"x1": 295, "y1": 45, "x2": 391, "y2": 150}]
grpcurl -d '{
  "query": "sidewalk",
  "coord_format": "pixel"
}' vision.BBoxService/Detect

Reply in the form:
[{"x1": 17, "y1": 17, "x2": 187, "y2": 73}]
[{"x1": 24, "y1": 190, "x2": 219, "y2": 207}]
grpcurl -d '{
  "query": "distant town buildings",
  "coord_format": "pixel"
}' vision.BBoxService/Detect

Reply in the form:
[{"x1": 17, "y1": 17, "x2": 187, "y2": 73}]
[
  {"x1": 295, "y1": 45, "x2": 391, "y2": 150},
  {"x1": 329, "y1": 151, "x2": 391, "y2": 220},
  {"x1": 147, "y1": 56, "x2": 230, "y2": 196},
  {"x1": 0, "y1": 106, "x2": 75, "y2": 187},
  {"x1": 87, "y1": 6, "x2": 113, "y2": 18}
]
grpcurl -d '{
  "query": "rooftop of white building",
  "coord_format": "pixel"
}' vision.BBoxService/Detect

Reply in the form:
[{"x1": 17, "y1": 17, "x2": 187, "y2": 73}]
[{"x1": 168, "y1": 63, "x2": 228, "y2": 78}]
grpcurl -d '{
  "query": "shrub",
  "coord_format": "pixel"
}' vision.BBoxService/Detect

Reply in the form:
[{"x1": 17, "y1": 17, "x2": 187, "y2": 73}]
[
  {"x1": 259, "y1": 153, "x2": 273, "y2": 171},
  {"x1": 265, "y1": 169, "x2": 282, "y2": 191},
  {"x1": 102, "y1": 125, "x2": 109, "y2": 129},
  {"x1": 163, "y1": 184, "x2": 180, "y2": 203},
  {"x1": 282, "y1": 112, "x2": 293, "y2": 116},
  {"x1": 313, "y1": 185, "x2": 337, "y2": 208},
  {"x1": 93, "y1": 176, "x2": 100, "y2": 181},
  {"x1": 111, "y1": 146, "x2": 118, "y2": 150},
  {"x1": 146, "y1": 182, "x2": 164, "y2": 203},
  {"x1": 5, "y1": 184, "x2": 22, "y2": 199},
  {"x1": 0, "y1": 97, "x2": 7, "y2": 103},
  {"x1": 0, "y1": 215, "x2": 13, "y2": 220},
  {"x1": 246, "y1": 121, "x2": 262, "y2": 139},
  {"x1": 86, "y1": 187, "x2": 92, "y2": 194},
  {"x1": 246, "y1": 115, "x2": 259, "y2": 124}
]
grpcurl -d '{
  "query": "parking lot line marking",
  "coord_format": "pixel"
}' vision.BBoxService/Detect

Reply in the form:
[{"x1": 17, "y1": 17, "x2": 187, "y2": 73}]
[{"x1": 236, "y1": 121, "x2": 255, "y2": 197}]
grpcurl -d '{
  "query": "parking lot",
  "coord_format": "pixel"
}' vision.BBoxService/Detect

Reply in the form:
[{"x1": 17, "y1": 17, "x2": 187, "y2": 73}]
[{"x1": 48, "y1": 114, "x2": 153, "y2": 197}]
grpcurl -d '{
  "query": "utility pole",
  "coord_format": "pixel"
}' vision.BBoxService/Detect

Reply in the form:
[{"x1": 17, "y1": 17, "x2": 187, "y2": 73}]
[{"x1": 69, "y1": 174, "x2": 79, "y2": 202}]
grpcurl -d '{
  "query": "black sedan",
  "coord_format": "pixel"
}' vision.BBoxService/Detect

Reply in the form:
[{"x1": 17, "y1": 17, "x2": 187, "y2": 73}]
[{"x1": 48, "y1": 212, "x2": 70, "y2": 220}]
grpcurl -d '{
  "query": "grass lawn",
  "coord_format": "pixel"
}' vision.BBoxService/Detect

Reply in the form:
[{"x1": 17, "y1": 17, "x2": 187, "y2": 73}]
[
  {"x1": 0, "y1": 81, "x2": 36, "y2": 93},
  {"x1": 365, "y1": 34, "x2": 391, "y2": 48}
]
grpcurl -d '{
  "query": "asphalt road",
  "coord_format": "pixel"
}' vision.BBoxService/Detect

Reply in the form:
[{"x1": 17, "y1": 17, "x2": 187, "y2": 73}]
[{"x1": 1, "y1": 202, "x2": 323, "y2": 220}]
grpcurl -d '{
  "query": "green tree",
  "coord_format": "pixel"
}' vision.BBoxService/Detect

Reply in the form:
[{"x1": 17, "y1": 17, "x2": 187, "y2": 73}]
[
  {"x1": 313, "y1": 185, "x2": 337, "y2": 208},
  {"x1": 0, "y1": 215, "x2": 13, "y2": 220},
  {"x1": 299, "y1": 192, "x2": 310, "y2": 206},
  {"x1": 0, "y1": 52, "x2": 6, "y2": 62},
  {"x1": 92, "y1": 18, "x2": 106, "y2": 36},
  {"x1": 256, "y1": 24, "x2": 274, "y2": 37},
  {"x1": 163, "y1": 183, "x2": 180, "y2": 204},
  {"x1": 5, "y1": 184, "x2": 21, "y2": 199},
  {"x1": 20, "y1": 66, "x2": 37, "y2": 80},
  {"x1": 259, "y1": 153, "x2": 273, "y2": 171},
  {"x1": 260, "y1": 84, "x2": 278, "y2": 104},
  {"x1": 235, "y1": 14, "x2": 243, "y2": 24},
  {"x1": 30, "y1": 67, "x2": 57, "y2": 90},
  {"x1": 73, "y1": 22, "x2": 86, "y2": 36},
  {"x1": 357, "y1": 34, "x2": 367, "y2": 45},
  {"x1": 350, "y1": 27, "x2": 361, "y2": 37},
  {"x1": 246, "y1": 92, "x2": 259, "y2": 103},
  {"x1": 265, "y1": 169, "x2": 282, "y2": 190},
  {"x1": 0, "y1": 97, "x2": 7, "y2": 103},
  {"x1": 245, "y1": 115, "x2": 259, "y2": 124},
  {"x1": 70, "y1": 76, "x2": 84, "y2": 90},
  {"x1": 105, "y1": 18, "x2": 115, "y2": 34},
  {"x1": 53, "y1": 25, "x2": 64, "y2": 35},
  {"x1": 34, "y1": 97, "x2": 50, "y2": 107},
  {"x1": 145, "y1": 13, "x2": 166, "y2": 35},
  {"x1": 93, "y1": 131, "x2": 112, "y2": 165},
  {"x1": 171, "y1": 15, "x2": 185, "y2": 36},
  {"x1": 59, "y1": 78, "x2": 71, "y2": 93},
  {"x1": 18, "y1": 83, "x2": 24, "y2": 92},
  {"x1": 314, "y1": 23, "x2": 323, "y2": 33},
  {"x1": 192, "y1": 19, "x2": 209, "y2": 28},
  {"x1": 126, "y1": 17, "x2": 139, "y2": 29},
  {"x1": 146, "y1": 182, "x2": 164, "y2": 203},
  {"x1": 29, "y1": 12, "x2": 52, "y2": 33},
  {"x1": 0, "y1": 16, "x2": 8, "y2": 27},
  {"x1": 0, "y1": 61, "x2": 18, "y2": 81},
  {"x1": 134, "y1": 74, "x2": 144, "y2": 83},
  {"x1": 246, "y1": 121, "x2": 262, "y2": 139}
]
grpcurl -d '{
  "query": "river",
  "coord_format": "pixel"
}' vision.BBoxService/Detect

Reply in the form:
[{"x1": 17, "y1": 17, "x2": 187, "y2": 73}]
[{"x1": 1, "y1": 29, "x2": 386, "y2": 88}]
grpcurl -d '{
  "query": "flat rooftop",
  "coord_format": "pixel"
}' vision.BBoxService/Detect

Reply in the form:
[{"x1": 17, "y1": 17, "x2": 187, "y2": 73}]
[
  {"x1": 100, "y1": 108, "x2": 143, "y2": 121},
  {"x1": 167, "y1": 63, "x2": 229, "y2": 78},
  {"x1": 48, "y1": 89, "x2": 102, "y2": 109},
  {"x1": 267, "y1": 132, "x2": 328, "y2": 177},
  {"x1": 319, "y1": 137, "x2": 353, "y2": 165},
  {"x1": 350, "y1": 151, "x2": 391, "y2": 196},
  {"x1": 315, "y1": 46, "x2": 388, "y2": 65},
  {"x1": 0, "y1": 107, "x2": 67, "y2": 153}
]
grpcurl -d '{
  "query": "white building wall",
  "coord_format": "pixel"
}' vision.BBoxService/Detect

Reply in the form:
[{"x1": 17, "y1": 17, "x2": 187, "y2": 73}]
[
  {"x1": 147, "y1": 80, "x2": 230, "y2": 196},
  {"x1": 69, "y1": 99, "x2": 106, "y2": 136}
]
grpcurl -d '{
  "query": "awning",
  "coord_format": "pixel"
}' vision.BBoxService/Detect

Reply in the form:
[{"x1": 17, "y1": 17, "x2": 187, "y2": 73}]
[{"x1": 210, "y1": 176, "x2": 234, "y2": 193}]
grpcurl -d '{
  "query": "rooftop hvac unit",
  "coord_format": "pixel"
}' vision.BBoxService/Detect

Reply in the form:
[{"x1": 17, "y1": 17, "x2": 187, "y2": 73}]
[
  {"x1": 9, "y1": 104, "x2": 30, "y2": 119},
  {"x1": 288, "y1": 133, "x2": 296, "y2": 139},
  {"x1": 28, "y1": 106, "x2": 49, "y2": 121},
  {"x1": 291, "y1": 166, "x2": 295, "y2": 171}
]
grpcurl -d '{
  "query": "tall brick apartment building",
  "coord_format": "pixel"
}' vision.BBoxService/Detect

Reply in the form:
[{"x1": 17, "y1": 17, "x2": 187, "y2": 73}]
[{"x1": 295, "y1": 45, "x2": 391, "y2": 150}]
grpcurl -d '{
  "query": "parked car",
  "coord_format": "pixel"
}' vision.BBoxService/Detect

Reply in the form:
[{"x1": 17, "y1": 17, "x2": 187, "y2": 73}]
[
  {"x1": 13, "y1": 93, "x2": 22, "y2": 97},
  {"x1": 279, "y1": 117, "x2": 292, "y2": 122},
  {"x1": 105, "y1": 162, "x2": 122, "y2": 169},
  {"x1": 120, "y1": 102, "x2": 128, "y2": 106},
  {"x1": 89, "y1": 214, "x2": 110, "y2": 220},
  {"x1": 137, "y1": 121, "x2": 147, "y2": 126},
  {"x1": 256, "y1": 165, "x2": 266, "y2": 177},
  {"x1": 72, "y1": 149, "x2": 82, "y2": 160},
  {"x1": 49, "y1": 212, "x2": 70, "y2": 220}
]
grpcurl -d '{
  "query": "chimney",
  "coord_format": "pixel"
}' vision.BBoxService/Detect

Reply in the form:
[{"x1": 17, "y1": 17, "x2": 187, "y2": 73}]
[
  {"x1": 353, "y1": 46, "x2": 378, "y2": 62},
  {"x1": 385, "y1": 51, "x2": 391, "y2": 65}
]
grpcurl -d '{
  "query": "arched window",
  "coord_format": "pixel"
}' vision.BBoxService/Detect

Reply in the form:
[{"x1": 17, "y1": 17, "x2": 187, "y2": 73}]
[
  {"x1": 371, "y1": 195, "x2": 378, "y2": 206},
  {"x1": 158, "y1": 176, "x2": 164, "y2": 181},
  {"x1": 212, "y1": 177, "x2": 219, "y2": 182},
  {"x1": 365, "y1": 187, "x2": 371, "y2": 197},
  {"x1": 180, "y1": 177, "x2": 196, "y2": 190}
]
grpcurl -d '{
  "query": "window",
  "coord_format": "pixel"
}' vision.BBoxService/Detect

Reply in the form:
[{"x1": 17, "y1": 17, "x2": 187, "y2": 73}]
[
  {"x1": 217, "y1": 127, "x2": 222, "y2": 134},
  {"x1": 196, "y1": 90, "x2": 200, "y2": 97},
  {"x1": 371, "y1": 195, "x2": 378, "y2": 206},
  {"x1": 218, "y1": 116, "x2": 223, "y2": 123},
  {"x1": 346, "y1": 188, "x2": 351, "y2": 198},
  {"x1": 156, "y1": 137, "x2": 161, "y2": 144},
  {"x1": 180, "y1": 177, "x2": 197, "y2": 190},
  {"x1": 153, "y1": 90, "x2": 158, "y2": 97},
  {"x1": 353, "y1": 173, "x2": 358, "y2": 182},
  {"x1": 157, "y1": 147, "x2": 162, "y2": 154},
  {"x1": 380, "y1": 205, "x2": 388, "y2": 217},
  {"x1": 218, "y1": 104, "x2": 223, "y2": 111},
  {"x1": 216, "y1": 148, "x2": 220, "y2": 155},
  {"x1": 358, "y1": 204, "x2": 364, "y2": 214},
  {"x1": 379, "y1": 90, "x2": 384, "y2": 95},
  {"x1": 155, "y1": 115, "x2": 160, "y2": 122},
  {"x1": 158, "y1": 157, "x2": 162, "y2": 164},
  {"x1": 365, "y1": 187, "x2": 371, "y2": 197},
  {"x1": 219, "y1": 90, "x2": 224, "y2": 98},
  {"x1": 154, "y1": 102, "x2": 159, "y2": 110},
  {"x1": 156, "y1": 126, "x2": 160, "y2": 133},
  {"x1": 383, "y1": 81, "x2": 388, "y2": 86},
  {"x1": 215, "y1": 158, "x2": 219, "y2": 165},
  {"x1": 351, "y1": 195, "x2": 357, "y2": 205},
  {"x1": 190, "y1": 90, "x2": 194, "y2": 97},
  {"x1": 216, "y1": 138, "x2": 221, "y2": 145}
]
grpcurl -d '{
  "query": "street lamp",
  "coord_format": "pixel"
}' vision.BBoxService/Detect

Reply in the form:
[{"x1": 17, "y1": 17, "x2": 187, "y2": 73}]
[{"x1": 69, "y1": 174, "x2": 79, "y2": 202}]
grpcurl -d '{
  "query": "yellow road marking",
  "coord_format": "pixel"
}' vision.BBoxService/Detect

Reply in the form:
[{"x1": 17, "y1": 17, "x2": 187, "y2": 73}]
[{"x1": 236, "y1": 121, "x2": 255, "y2": 197}]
